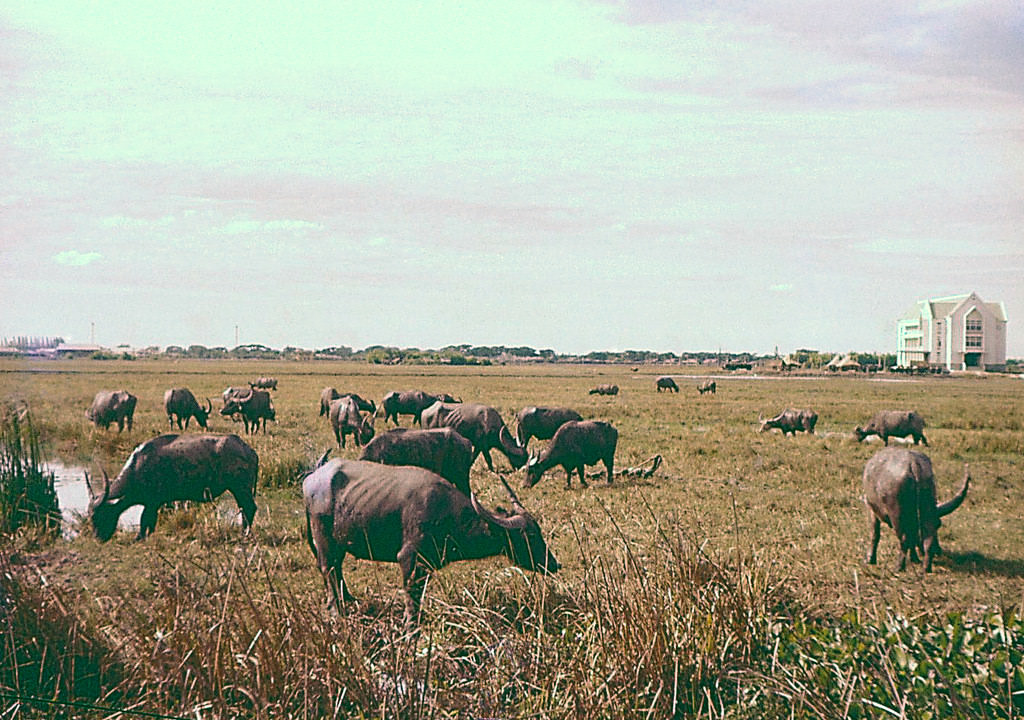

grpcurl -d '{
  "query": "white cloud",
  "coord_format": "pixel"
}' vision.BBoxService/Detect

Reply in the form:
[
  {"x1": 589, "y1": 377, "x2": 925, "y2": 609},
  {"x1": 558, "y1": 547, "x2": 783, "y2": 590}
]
[
  {"x1": 53, "y1": 250, "x2": 102, "y2": 266},
  {"x1": 770, "y1": 283, "x2": 793, "y2": 292}
]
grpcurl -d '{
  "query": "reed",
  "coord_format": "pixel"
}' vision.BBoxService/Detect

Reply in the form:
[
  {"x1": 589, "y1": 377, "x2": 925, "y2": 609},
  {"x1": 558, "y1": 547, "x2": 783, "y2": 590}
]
[{"x1": 0, "y1": 405, "x2": 60, "y2": 537}]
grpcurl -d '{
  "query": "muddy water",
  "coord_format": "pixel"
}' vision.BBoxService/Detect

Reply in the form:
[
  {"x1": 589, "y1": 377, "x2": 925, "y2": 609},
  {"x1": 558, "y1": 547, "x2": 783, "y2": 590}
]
[{"x1": 50, "y1": 461, "x2": 141, "y2": 538}]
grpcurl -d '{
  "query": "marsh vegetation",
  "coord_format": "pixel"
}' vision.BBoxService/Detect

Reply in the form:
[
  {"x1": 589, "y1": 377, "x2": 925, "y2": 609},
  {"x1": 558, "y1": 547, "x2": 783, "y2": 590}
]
[{"x1": 1, "y1": 359, "x2": 1022, "y2": 718}]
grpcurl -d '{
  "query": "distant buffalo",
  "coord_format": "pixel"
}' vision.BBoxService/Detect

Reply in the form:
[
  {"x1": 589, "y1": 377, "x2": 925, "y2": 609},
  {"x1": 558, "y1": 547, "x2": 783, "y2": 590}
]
[
  {"x1": 656, "y1": 376, "x2": 679, "y2": 393},
  {"x1": 524, "y1": 420, "x2": 618, "y2": 488},
  {"x1": 164, "y1": 388, "x2": 212, "y2": 430},
  {"x1": 382, "y1": 390, "x2": 454, "y2": 426},
  {"x1": 697, "y1": 379, "x2": 716, "y2": 395},
  {"x1": 589, "y1": 384, "x2": 619, "y2": 396},
  {"x1": 359, "y1": 427, "x2": 474, "y2": 497},
  {"x1": 220, "y1": 388, "x2": 276, "y2": 435},
  {"x1": 250, "y1": 377, "x2": 277, "y2": 390},
  {"x1": 320, "y1": 387, "x2": 375, "y2": 417},
  {"x1": 759, "y1": 408, "x2": 817, "y2": 436},
  {"x1": 515, "y1": 406, "x2": 583, "y2": 448},
  {"x1": 855, "y1": 411, "x2": 927, "y2": 446},
  {"x1": 422, "y1": 402, "x2": 527, "y2": 471},
  {"x1": 87, "y1": 390, "x2": 137, "y2": 433}
]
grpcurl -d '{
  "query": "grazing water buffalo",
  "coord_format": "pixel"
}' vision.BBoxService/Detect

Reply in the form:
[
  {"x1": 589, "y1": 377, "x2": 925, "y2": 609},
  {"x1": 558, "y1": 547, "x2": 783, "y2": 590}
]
[
  {"x1": 697, "y1": 379, "x2": 717, "y2": 395},
  {"x1": 320, "y1": 388, "x2": 376, "y2": 417},
  {"x1": 220, "y1": 389, "x2": 276, "y2": 434},
  {"x1": 90, "y1": 433, "x2": 258, "y2": 542},
  {"x1": 163, "y1": 388, "x2": 212, "y2": 430},
  {"x1": 862, "y1": 447, "x2": 969, "y2": 572},
  {"x1": 515, "y1": 406, "x2": 583, "y2": 448},
  {"x1": 422, "y1": 402, "x2": 527, "y2": 471},
  {"x1": 328, "y1": 396, "x2": 375, "y2": 448},
  {"x1": 359, "y1": 427, "x2": 474, "y2": 496},
  {"x1": 250, "y1": 377, "x2": 277, "y2": 390},
  {"x1": 381, "y1": 390, "x2": 450, "y2": 426},
  {"x1": 303, "y1": 458, "x2": 559, "y2": 622},
  {"x1": 759, "y1": 408, "x2": 818, "y2": 436},
  {"x1": 589, "y1": 384, "x2": 619, "y2": 396},
  {"x1": 87, "y1": 390, "x2": 137, "y2": 433},
  {"x1": 855, "y1": 410, "x2": 927, "y2": 446},
  {"x1": 524, "y1": 420, "x2": 618, "y2": 488},
  {"x1": 656, "y1": 376, "x2": 679, "y2": 393}
]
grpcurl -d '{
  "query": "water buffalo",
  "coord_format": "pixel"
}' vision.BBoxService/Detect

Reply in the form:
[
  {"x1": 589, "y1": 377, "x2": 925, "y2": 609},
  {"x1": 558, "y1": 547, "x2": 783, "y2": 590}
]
[
  {"x1": 163, "y1": 388, "x2": 213, "y2": 430},
  {"x1": 90, "y1": 433, "x2": 258, "y2": 541},
  {"x1": 759, "y1": 408, "x2": 817, "y2": 436},
  {"x1": 422, "y1": 402, "x2": 527, "y2": 471},
  {"x1": 250, "y1": 377, "x2": 277, "y2": 390},
  {"x1": 855, "y1": 410, "x2": 927, "y2": 446},
  {"x1": 303, "y1": 457, "x2": 559, "y2": 622},
  {"x1": 515, "y1": 406, "x2": 583, "y2": 448},
  {"x1": 86, "y1": 390, "x2": 137, "y2": 433},
  {"x1": 320, "y1": 388, "x2": 376, "y2": 417},
  {"x1": 359, "y1": 427, "x2": 474, "y2": 496},
  {"x1": 862, "y1": 447, "x2": 969, "y2": 572},
  {"x1": 524, "y1": 420, "x2": 618, "y2": 488},
  {"x1": 220, "y1": 388, "x2": 276, "y2": 434},
  {"x1": 589, "y1": 384, "x2": 619, "y2": 396},
  {"x1": 656, "y1": 376, "x2": 679, "y2": 393},
  {"x1": 328, "y1": 396, "x2": 375, "y2": 448},
  {"x1": 697, "y1": 379, "x2": 716, "y2": 395},
  {"x1": 382, "y1": 390, "x2": 448, "y2": 426}
]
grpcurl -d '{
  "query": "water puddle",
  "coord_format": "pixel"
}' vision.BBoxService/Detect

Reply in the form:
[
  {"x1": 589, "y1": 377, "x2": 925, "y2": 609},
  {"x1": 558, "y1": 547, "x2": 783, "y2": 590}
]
[{"x1": 50, "y1": 461, "x2": 141, "y2": 539}]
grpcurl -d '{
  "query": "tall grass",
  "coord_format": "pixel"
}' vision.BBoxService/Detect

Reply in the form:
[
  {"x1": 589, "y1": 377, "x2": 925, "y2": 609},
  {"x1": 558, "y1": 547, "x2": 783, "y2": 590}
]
[{"x1": 0, "y1": 405, "x2": 60, "y2": 537}]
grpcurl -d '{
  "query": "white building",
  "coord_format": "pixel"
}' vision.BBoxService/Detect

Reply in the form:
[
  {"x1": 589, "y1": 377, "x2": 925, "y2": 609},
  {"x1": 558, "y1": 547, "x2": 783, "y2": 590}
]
[{"x1": 897, "y1": 292, "x2": 1007, "y2": 371}]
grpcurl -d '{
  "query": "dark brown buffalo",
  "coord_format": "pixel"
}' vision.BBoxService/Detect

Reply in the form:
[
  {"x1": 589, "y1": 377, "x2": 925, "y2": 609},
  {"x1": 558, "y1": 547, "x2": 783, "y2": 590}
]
[
  {"x1": 421, "y1": 402, "x2": 527, "y2": 471},
  {"x1": 862, "y1": 447, "x2": 969, "y2": 572},
  {"x1": 250, "y1": 377, "x2": 277, "y2": 390},
  {"x1": 382, "y1": 390, "x2": 446, "y2": 426},
  {"x1": 359, "y1": 427, "x2": 474, "y2": 496},
  {"x1": 86, "y1": 390, "x2": 137, "y2": 432},
  {"x1": 320, "y1": 387, "x2": 376, "y2": 417},
  {"x1": 328, "y1": 396, "x2": 375, "y2": 448},
  {"x1": 90, "y1": 433, "x2": 258, "y2": 541},
  {"x1": 759, "y1": 408, "x2": 817, "y2": 436},
  {"x1": 588, "y1": 384, "x2": 619, "y2": 396},
  {"x1": 524, "y1": 420, "x2": 618, "y2": 488},
  {"x1": 697, "y1": 379, "x2": 716, "y2": 395},
  {"x1": 302, "y1": 458, "x2": 559, "y2": 622},
  {"x1": 855, "y1": 410, "x2": 927, "y2": 445},
  {"x1": 656, "y1": 376, "x2": 679, "y2": 393},
  {"x1": 163, "y1": 388, "x2": 213, "y2": 430},
  {"x1": 515, "y1": 406, "x2": 584, "y2": 448},
  {"x1": 219, "y1": 388, "x2": 276, "y2": 434}
]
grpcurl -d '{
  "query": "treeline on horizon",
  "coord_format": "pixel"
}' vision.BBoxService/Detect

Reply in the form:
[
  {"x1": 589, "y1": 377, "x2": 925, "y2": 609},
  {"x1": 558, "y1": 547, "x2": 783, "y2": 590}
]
[{"x1": 76, "y1": 343, "x2": 911, "y2": 369}]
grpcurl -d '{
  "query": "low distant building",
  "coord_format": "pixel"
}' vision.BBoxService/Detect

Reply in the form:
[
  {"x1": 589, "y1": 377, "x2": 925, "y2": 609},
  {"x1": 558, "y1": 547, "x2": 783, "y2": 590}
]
[
  {"x1": 897, "y1": 292, "x2": 1007, "y2": 371},
  {"x1": 54, "y1": 343, "x2": 102, "y2": 358}
]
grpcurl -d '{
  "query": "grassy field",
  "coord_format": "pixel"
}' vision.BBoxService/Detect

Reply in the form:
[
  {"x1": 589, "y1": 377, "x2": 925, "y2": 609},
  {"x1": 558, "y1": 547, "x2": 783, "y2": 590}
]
[{"x1": 1, "y1": 358, "x2": 1022, "y2": 718}]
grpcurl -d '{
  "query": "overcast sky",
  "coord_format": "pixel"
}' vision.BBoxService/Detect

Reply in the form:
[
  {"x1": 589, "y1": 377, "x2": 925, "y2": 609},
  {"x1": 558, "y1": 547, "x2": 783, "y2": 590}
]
[{"x1": 2, "y1": 1, "x2": 1022, "y2": 355}]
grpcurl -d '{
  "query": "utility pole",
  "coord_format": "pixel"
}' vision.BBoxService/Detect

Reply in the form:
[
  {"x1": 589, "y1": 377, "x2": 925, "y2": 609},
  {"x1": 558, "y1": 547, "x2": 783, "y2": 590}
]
[
  {"x1": 91, "y1": 322, "x2": 95, "y2": 345},
  {"x1": 235, "y1": 325, "x2": 239, "y2": 347}
]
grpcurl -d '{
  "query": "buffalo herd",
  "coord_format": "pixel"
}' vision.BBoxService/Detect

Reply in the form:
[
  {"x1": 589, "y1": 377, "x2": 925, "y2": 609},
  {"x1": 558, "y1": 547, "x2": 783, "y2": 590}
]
[{"x1": 80, "y1": 372, "x2": 975, "y2": 621}]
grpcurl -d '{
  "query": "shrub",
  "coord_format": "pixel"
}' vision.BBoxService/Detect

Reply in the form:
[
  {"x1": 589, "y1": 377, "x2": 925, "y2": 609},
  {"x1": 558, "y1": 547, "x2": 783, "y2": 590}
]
[{"x1": 0, "y1": 407, "x2": 60, "y2": 537}]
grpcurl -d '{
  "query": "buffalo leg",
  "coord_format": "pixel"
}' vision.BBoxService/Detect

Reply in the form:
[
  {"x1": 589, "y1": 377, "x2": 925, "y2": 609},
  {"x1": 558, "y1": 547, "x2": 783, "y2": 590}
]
[
  {"x1": 604, "y1": 456, "x2": 614, "y2": 484},
  {"x1": 479, "y1": 449, "x2": 496, "y2": 472},
  {"x1": 865, "y1": 512, "x2": 880, "y2": 564},
  {"x1": 922, "y1": 535, "x2": 936, "y2": 573},
  {"x1": 138, "y1": 505, "x2": 159, "y2": 540},
  {"x1": 311, "y1": 516, "x2": 351, "y2": 610},
  {"x1": 577, "y1": 465, "x2": 588, "y2": 488},
  {"x1": 398, "y1": 542, "x2": 428, "y2": 623}
]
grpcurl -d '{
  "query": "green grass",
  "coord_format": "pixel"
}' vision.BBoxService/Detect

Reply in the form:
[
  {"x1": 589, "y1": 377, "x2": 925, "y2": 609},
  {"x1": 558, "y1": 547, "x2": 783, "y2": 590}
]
[{"x1": 1, "y1": 358, "x2": 1022, "y2": 717}]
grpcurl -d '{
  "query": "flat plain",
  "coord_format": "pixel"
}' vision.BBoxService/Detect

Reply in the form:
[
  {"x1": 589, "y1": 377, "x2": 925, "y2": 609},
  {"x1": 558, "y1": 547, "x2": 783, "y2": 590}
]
[{"x1": 2, "y1": 358, "x2": 1022, "y2": 718}]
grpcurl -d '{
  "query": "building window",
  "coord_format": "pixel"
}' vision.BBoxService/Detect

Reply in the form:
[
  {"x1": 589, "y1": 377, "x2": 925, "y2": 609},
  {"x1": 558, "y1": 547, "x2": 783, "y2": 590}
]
[
  {"x1": 966, "y1": 335, "x2": 982, "y2": 349},
  {"x1": 966, "y1": 318, "x2": 982, "y2": 332}
]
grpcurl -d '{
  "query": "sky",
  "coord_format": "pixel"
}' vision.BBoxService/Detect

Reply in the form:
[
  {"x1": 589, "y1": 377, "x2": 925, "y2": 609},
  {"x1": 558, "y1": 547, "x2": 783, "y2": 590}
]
[{"x1": 2, "y1": 1, "x2": 1022, "y2": 356}]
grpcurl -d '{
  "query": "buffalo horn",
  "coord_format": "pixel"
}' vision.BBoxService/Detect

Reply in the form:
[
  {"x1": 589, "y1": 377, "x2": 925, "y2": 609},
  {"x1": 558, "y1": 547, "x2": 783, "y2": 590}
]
[
  {"x1": 496, "y1": 473, "x2": 527, "y2": 516},
  {"x1": 96, "y1": 467, "x2": 111, "y2": 506},
  {"x1": 471, "y1": 492, "x2": 529, "y2": 530},
  {"x1": 937, "y1": 464, "x2": 970, "y2": 517},
  {"x1": 204, "y1": 397, "x2": 213, "y2": 414},
  {"x1": 314, "y1": 448, "x2": 331, "y2": 469}
]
